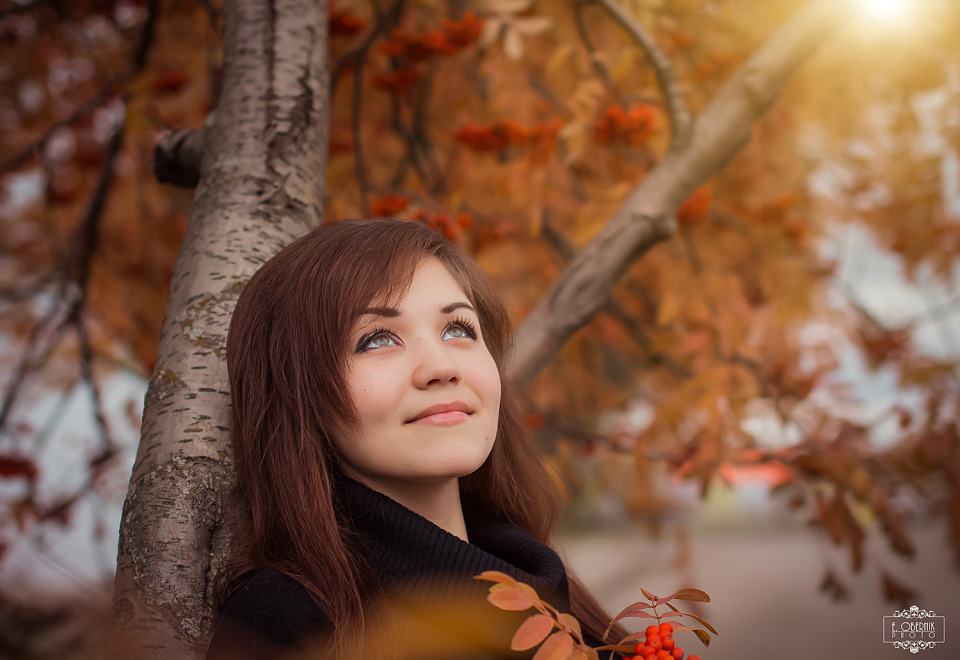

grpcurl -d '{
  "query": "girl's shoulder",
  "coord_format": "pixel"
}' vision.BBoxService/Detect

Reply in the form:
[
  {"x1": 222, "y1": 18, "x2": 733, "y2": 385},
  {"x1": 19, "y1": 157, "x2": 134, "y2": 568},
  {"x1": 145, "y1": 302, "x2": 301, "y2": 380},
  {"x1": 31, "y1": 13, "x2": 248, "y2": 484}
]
[{"x1": 205, "y1": 569, "x2": 332, "y2": 659}]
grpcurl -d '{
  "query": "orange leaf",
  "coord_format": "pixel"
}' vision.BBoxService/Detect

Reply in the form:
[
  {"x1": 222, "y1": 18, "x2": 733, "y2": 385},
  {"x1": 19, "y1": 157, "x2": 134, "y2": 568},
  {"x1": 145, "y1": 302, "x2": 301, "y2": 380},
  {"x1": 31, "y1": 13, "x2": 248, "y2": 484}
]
[
  {"x1": 655, "y1": 588, "x2": 711, "y2": 606},
  {"x1": 532, "y1": 631, "x2": 574, "y2": 660},
  {"x1": 559, "y1": 612, "x2": 582, "y2": 640},
  {"x1": 474, "y1": 570, "x2": 519, "y2": 588},
  {"x1": 671, "y1": 610, "x2": 718, "y2": 635},
  {"x1": 601, "y1": 601, "x2": 656, "y2": 639},
  {"x1": 569, "y1": 647, "x2": 592, "y2": 660},
  {"x1": 511, "y1": 613, "x2": 556, "y2": 651},
  {"x1": 488, "y1": 586, "x2": 537, "y2": 611}
]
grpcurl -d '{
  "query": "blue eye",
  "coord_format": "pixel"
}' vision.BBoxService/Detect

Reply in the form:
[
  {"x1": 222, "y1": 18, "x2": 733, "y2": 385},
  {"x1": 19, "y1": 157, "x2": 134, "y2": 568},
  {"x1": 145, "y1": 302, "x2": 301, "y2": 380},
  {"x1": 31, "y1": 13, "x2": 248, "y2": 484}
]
[
  {"x1": 443, "y1": 317, "x2": 478, "y2": 341},
  {"x1": 356, "y1": 329, "x2": 399, "y2": 353}
]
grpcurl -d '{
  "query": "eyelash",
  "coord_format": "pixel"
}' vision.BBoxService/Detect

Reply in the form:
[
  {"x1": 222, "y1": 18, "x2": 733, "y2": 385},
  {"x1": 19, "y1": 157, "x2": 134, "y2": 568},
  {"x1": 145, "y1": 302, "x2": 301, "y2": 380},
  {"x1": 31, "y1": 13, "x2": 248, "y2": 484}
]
[{"x1": 355, "y1": 316, "x2": 478, "y2": 353}]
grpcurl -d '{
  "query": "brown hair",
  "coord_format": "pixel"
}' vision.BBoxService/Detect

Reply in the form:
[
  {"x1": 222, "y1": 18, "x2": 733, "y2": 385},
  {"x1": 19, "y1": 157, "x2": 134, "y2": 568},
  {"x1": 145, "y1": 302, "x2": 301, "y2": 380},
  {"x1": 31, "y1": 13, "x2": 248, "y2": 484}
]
[{"x1": 226, "y1": 218, "x2": 617, "y2": 650}]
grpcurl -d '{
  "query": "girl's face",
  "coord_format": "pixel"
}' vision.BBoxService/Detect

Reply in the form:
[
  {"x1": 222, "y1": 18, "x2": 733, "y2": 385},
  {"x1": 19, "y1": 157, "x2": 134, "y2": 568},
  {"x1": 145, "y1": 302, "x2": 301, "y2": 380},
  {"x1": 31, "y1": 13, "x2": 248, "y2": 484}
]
[{"x1": 333, "y1": 257, "x2": 502, "y2": 493}]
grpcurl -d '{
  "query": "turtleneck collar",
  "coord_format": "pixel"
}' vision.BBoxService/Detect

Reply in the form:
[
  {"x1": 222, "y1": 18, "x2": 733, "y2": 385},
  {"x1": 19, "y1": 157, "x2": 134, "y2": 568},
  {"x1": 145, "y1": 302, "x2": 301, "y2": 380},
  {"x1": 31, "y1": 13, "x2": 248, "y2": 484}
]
[{"x1": 334, "y1": 475, "x2": 571, "y2": 613}]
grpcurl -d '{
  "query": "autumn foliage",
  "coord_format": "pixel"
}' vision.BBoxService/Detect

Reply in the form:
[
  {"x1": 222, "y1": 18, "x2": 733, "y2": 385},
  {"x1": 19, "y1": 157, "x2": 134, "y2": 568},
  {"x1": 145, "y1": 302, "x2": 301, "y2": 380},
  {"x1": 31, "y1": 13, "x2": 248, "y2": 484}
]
[
  {"x1": 2, "y1": 2, "x2": 960, "y2": 654},
  {"x1": 477, "y1": 571, "x2": 715, "y2": 660}
]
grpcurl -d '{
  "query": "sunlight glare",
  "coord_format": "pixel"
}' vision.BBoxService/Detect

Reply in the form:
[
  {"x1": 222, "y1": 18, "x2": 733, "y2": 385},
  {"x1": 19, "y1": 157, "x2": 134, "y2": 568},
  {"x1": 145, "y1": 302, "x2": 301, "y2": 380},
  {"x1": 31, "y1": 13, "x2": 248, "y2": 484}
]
[{"x1": 858, "y1": 0, "x2": 910, "y2": 21}]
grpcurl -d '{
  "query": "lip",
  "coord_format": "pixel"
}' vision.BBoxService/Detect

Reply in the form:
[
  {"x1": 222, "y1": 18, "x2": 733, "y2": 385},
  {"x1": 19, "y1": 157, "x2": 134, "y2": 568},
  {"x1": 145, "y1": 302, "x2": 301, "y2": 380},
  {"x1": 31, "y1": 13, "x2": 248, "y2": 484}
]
[{"x1": 406, "y1": 401, "x2": 473, "y2": 424}]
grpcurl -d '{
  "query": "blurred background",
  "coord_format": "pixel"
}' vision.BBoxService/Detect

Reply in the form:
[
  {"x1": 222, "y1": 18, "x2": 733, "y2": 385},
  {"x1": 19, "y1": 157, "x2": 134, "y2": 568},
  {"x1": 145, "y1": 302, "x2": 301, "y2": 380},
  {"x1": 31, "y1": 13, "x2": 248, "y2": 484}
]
[{"x1": 1, "y1": 0, "x2": 960, "y2": 658}]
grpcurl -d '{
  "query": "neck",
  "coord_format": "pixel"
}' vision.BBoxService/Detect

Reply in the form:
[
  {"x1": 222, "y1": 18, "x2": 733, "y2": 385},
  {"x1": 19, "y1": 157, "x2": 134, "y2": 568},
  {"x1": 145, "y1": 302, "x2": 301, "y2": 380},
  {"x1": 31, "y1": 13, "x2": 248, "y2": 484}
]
[{"x1": 347, "y1": 474, "x2": 469, "y2": 542}]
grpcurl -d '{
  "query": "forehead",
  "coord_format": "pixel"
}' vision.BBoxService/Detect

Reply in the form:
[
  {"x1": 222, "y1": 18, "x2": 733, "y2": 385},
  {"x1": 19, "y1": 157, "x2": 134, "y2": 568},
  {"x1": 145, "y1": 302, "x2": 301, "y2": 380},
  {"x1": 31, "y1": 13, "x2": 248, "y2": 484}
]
[{"x1": 367, "y1": 257, "x2": 474, "y2": 310}]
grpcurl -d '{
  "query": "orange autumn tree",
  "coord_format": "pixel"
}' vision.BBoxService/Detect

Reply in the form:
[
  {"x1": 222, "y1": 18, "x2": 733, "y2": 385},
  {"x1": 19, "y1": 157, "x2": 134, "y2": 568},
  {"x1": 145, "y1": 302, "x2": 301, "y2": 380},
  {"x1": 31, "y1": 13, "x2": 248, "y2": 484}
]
[{"x1": 0, "y1": 0, "x2": 959, "y2": 657}]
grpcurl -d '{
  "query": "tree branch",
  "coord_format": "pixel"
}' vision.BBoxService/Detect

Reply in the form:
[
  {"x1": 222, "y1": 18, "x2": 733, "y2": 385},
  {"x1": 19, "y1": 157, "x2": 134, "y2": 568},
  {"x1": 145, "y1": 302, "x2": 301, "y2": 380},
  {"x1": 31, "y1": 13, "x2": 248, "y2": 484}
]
[
  {"x1": 0, "y1": 123, "x2": 123, "y2": 435},
  {"x1": 581, "y1": 0, "x2": 691, "y2": 145},
  {"x1": 572, "y1": 1, "x2": 627, "y2": 106},
  {"x1": 0, "y1": 80, "x2": 121, "y2": 174},
  {"x1": 508, "y1": 0, "x2": 851, "y2": 390},
  {"x1": 0, "y1": 0, "x2": 158, "y2": 174}
]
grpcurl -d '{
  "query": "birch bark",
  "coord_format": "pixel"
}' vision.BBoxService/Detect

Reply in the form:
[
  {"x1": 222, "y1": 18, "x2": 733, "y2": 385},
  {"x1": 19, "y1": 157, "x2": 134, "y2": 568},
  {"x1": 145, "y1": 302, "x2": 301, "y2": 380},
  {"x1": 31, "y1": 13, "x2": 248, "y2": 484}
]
[{"x1": 111, "y1": 0, "x2": 329, "y2": 657}]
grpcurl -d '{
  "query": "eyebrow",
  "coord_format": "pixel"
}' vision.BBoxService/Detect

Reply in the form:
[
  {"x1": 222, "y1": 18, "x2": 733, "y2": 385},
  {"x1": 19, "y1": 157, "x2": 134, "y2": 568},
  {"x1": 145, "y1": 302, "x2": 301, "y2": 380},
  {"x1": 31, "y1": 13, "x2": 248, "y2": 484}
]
[{"x1": 358, "y1": 301, "x2": 477, "y2": 318}]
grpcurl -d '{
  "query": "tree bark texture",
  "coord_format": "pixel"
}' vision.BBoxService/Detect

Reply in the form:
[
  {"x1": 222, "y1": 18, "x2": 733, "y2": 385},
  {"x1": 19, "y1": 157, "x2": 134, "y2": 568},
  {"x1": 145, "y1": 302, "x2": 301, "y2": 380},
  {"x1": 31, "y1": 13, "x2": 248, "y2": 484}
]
[
  {"x1": 112, "y1": 1, "x2": 329, "y2": 658},
  {"x1": 507, "y1": 0, "x2": 852, "y2": 390}
]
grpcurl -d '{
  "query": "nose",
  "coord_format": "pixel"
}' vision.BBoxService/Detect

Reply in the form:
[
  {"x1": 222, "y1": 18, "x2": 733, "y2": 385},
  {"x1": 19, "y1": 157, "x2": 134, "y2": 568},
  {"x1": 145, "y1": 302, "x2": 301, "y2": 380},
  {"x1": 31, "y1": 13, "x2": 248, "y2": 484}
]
[{"x1": 411, "y1": 336, "x2": 460, "y2": 389}]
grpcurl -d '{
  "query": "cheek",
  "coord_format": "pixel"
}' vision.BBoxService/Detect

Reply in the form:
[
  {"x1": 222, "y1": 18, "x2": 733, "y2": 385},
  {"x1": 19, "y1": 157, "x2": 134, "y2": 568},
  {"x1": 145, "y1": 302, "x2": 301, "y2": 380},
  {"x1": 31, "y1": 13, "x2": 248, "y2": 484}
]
[
  {"x1": 476, "y1": 352, "x2": 502, "y2": 413},
  {"x1": 349, "y1": 369, "x2": 399, "y2": 427}
]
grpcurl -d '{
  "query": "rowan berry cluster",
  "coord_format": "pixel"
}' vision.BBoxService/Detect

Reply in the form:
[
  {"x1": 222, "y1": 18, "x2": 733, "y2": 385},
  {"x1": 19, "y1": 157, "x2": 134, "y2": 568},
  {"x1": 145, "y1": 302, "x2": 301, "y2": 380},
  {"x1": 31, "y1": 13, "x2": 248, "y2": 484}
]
[
  {"x1": 378, "y1": 12, "x2": 484, "y2": 61},
  {"x1": 329, "y1": 7, "x2": 367, "y2": 38},
  {"x1": 372, "y1": 13, "x2": 485, "y2": 96},
  {"x1": 630, "y1": 623, "x2": 700, "y2": 660},
  {"x1": 453, "y1": 118, "x2": 562, "y2": 161},
  {"x1": 368, "y1": 196, "x2": 473, "y2": 241},
  {"x1": 413, "y1": 210, "x2": 472, "y2": 241},
  {"x1": 676, "y1": 186, "x2": 712, "y2": 224},
  {"x1": 593, "y1": 104, "x2": 656, "y2": 148}
]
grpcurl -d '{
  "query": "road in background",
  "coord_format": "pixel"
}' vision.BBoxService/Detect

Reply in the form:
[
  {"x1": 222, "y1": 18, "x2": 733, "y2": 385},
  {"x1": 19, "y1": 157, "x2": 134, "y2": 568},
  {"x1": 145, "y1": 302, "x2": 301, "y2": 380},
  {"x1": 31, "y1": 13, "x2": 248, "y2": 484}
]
[{"x1": 560, "y1": 494, "x2": 960, "y2": 660}]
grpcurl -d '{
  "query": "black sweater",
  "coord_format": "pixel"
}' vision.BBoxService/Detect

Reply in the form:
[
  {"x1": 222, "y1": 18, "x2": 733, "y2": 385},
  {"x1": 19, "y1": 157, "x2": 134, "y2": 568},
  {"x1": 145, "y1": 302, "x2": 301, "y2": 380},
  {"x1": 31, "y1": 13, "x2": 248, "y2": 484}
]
[{"x1": 205, "y1": 477, "x2": 582, "y2": 660}]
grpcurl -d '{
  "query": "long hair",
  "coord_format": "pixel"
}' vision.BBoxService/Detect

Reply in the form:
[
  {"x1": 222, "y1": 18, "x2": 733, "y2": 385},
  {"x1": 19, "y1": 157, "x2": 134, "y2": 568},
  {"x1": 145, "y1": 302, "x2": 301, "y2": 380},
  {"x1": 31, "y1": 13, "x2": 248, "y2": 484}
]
[{"x1": 226, "y1": 218, "x2": 617, "y2": 649}]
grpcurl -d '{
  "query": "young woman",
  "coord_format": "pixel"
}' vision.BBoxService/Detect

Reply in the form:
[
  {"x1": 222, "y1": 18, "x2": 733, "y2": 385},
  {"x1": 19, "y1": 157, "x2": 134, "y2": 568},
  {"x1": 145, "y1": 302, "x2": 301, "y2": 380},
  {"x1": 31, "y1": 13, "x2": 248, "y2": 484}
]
[{"x1": 205, "y1": 218, "x2": 620, "y2": 660}]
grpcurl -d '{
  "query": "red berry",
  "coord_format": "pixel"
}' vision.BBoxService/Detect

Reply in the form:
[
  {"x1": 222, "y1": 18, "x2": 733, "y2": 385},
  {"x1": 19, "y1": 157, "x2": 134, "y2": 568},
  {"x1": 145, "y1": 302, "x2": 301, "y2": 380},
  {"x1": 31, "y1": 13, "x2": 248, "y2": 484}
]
[
  {"x1": 642, "y1": 647, "x2": 658, "y2": 657},
  {"x1": 672, "y1": 648, "x2": 684, "y2": 659},
  {"x1": 648, "y1": 638, "x2": 662, "y2": 649},
  {"x1": 662, "y1": 637, "x2": 675, "y2": 650},
  {"x1": 646, "y1": 625, "x2": 660, "y2": 637},
  {"x1": 635, "y1": 644, "x2": 645, "y2": 654},
  {"x1": 657, "y1": 651, "x2": 672, "y2": 660},
  {"x1": 688, "y1": 656, "x2": 700, "y2": 660},
  {"x1": 659, "y1": 623, "x2": 673, "y2": 635}
]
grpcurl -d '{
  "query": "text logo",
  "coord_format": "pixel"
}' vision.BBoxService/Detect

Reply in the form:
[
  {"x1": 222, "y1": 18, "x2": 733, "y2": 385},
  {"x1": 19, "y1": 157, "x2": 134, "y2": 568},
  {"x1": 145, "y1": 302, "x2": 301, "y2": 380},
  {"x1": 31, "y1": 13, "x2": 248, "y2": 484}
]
[{"x1": 883, "y1": 605, "x2": 945, "y2": 653}]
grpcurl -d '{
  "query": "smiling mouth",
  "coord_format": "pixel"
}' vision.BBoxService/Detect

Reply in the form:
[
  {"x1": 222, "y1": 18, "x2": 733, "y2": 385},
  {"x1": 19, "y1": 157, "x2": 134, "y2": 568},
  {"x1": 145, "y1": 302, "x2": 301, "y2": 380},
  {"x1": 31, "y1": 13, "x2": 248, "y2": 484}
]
[
  {"x1": 406, "y1": 402, "x2": 473, "y2": 424},
  {"x1": 408, "y1": 410, "x2": 471, "y2": 425}
]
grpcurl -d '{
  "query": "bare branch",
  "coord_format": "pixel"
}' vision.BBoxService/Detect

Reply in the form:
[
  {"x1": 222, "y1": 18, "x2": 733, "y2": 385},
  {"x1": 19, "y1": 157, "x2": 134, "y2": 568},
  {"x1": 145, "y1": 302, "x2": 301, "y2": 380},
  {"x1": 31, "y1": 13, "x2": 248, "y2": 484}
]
[
  {"x1": 350, "y1": 0, "x2": 407, "y2": 213},
  {"x1": 0, "y1": 122, "x2": 123, "y2": 433},
  {"x1": 0, "y1": 81, "x2": 120, "y2": 174},
  {"x1": 572, "y1": 1, "x2": 627, "y2": 106},
  {"x1": 508, "y1": 0, "x2": 851, "y2": 390},
  {"x1": 581, "y1": 0, "x2": 691, "y2": 145},
  {"x1": 0, "y1": 290, "x2": 74, "y2": 432},
  {"x1": 0, "y1": 0, "x2": 158, "y2": 174},
  {"x1": 352, "y1": 42, "x2": 373, "y2": 214},
  {"x1": 389, "y1": 94, "x2": 430, "y2": 187}
]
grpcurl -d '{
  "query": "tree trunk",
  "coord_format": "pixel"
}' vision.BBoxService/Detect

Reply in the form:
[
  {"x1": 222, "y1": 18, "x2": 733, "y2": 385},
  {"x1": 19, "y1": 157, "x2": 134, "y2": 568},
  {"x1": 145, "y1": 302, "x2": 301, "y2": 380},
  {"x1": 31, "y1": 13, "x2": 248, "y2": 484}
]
[{"x1": 111, "y1": 0, "x2": 329, "y2": 657}]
